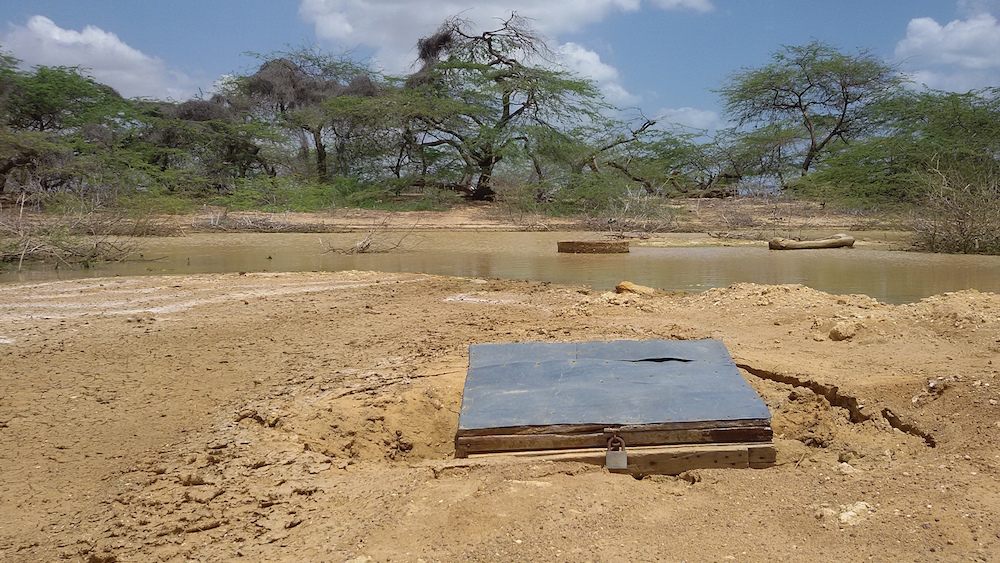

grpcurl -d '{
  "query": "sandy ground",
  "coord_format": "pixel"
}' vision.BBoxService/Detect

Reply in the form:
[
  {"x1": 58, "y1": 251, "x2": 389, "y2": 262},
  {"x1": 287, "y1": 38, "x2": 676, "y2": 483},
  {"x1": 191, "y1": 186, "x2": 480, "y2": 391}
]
[
  {"x1": 167, "y1": 197, "x2": 886, "y2": 236},
  {"x1": 2, "y1": 260, "x2": 1000, "y2": 562}
]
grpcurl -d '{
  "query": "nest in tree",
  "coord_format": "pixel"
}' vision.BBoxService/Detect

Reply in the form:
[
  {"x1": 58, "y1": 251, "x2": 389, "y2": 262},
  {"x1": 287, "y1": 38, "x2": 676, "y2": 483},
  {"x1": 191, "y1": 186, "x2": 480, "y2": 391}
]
[
  {"x1": 171, "y1": 99, "x2": 231, "y2": 122},
  {"x1": 343, "y1": 75, "x2": 377, "y2": 97},
  {"x1": 246, "y1": 58, "x2": 304, "y2": 106},
  {"x1": 417, "y1": 29, "x2": 455, "y2": 64}
]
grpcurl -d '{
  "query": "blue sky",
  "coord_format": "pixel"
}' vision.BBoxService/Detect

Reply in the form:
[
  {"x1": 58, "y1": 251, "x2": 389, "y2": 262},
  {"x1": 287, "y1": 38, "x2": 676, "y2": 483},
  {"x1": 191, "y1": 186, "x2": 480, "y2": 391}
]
[{"x1": 2, "y1": 1, "x2": 999, "y2": 132}]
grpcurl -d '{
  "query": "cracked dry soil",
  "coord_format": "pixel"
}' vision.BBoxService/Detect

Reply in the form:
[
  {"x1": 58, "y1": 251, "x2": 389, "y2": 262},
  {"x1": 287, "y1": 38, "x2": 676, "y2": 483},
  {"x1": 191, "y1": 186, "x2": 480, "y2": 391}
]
[{"x1": 2, "y1": 271, "x2": 1000, "y2": 561}]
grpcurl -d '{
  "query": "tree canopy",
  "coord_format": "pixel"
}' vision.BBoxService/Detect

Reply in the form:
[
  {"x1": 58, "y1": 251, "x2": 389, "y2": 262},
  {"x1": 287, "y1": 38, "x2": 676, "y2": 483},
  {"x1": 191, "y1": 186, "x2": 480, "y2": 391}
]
[
  {"x1": 718, "y1": 41, "x2": 903, "y2": 176},
  {"x1": 398, "y1": 14, "x2": 609, "y2": 200}
]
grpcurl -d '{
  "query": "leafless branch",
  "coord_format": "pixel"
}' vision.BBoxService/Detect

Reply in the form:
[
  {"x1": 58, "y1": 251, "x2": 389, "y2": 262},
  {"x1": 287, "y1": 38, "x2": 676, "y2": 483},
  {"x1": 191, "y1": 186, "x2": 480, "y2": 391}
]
[{"x1": 320, "y1": 215, "x2": 419, "y2": 254}]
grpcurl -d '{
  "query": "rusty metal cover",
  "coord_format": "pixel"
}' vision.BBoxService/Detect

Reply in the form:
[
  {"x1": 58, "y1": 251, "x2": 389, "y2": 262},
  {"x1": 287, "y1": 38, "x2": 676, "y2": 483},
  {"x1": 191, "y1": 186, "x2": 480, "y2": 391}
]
[{"x1": 458, "y1": 339, "x2": 770, "y2": 431}]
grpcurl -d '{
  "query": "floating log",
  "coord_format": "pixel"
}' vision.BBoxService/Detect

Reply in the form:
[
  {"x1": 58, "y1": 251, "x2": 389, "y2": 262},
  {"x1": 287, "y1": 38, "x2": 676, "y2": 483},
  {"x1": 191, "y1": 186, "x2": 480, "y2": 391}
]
[
  {"x1": 768, "y1": 233, "x2": 855, "y2": 250},
  {"x1": 557, "y1": 240, "x2": 630, "y2": 254}
]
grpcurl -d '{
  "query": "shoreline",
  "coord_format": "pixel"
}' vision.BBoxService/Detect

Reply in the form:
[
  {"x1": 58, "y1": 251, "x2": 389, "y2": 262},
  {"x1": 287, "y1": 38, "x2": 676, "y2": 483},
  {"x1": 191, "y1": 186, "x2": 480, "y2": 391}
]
[{"x1": 127, "y1": 197, "x2": 901, "y2": 235}]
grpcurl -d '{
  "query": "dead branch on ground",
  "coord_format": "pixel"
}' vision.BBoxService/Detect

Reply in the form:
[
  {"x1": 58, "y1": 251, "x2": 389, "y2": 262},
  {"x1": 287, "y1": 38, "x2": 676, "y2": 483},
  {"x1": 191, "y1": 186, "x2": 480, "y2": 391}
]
[
  {"x1": 1, "y1": 195, "x2": 143, "y2": 269},
  {"x1": 320, "y1": 214, "x2": 419, "y2": 254}
]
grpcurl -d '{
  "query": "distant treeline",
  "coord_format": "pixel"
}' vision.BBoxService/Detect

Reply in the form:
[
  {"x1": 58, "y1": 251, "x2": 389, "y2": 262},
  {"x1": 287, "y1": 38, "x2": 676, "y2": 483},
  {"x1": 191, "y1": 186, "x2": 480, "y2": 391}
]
[{"x1": 1, "y1": 15, "x2": 999, "y2": 251}]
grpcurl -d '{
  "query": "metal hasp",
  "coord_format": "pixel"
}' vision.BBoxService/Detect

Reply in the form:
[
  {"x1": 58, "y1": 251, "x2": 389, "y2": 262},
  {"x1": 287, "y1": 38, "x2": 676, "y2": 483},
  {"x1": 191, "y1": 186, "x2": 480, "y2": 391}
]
[{"x1": 454, "y1": 339, "x2": 773, "y2": 460}]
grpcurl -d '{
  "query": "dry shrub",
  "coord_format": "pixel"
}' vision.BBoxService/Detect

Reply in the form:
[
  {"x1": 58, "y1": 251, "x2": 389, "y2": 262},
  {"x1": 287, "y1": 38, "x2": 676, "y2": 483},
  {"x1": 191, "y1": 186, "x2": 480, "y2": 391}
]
[
  {"x1": 913, "y1": 168, "x2": 1000, "y2": 254},
  {"x1": 0, "y1": 196, "x2": 155, "y2": 268},
  {"x1": 600, "y1": 189, "x2": 679, "y2": 236}
]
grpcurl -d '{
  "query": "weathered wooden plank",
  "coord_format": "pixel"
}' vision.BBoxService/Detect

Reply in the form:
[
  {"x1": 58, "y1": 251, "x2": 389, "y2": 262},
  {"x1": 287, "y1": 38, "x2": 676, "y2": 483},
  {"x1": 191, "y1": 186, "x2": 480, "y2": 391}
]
[
  {"x1": 748, "y1": 443, "x2": 778, "y2": 468},
  {"x1": 628, "y1": 445, "x2": 749, "y2": 475},
  {"x1": 615, "y1": 426, "x2": 772, "y2": 447},
  {"x1": 455, "y1": 426, "x2": 772, "y2": 457},
  {"x1": 455, "y1": 432, "x2": 609, "y2": 458},
  {"x1": 467, "y1": 442, "x2": 775, "y2": 475}
]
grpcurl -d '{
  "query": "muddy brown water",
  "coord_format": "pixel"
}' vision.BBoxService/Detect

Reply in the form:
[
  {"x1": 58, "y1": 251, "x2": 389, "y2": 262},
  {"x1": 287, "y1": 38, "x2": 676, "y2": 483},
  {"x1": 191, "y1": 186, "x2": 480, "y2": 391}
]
[{"x1": 3, "y1": 231, "x2": 1000, "y2": 304}]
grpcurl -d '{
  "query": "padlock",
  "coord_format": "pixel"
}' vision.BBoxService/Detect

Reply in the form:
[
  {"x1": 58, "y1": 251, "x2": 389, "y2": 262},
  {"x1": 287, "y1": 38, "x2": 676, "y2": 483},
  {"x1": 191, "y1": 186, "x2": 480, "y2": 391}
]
[{"x1": 605, "y1": 435, "x2": 627, "y2": 470}]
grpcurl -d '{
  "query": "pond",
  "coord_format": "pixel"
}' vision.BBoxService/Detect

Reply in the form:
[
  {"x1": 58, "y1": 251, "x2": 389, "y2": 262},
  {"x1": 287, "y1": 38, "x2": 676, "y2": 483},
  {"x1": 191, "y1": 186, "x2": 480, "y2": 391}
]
[{"x1": 3, "y1": 231, "x2": 1000, "y2": 304}]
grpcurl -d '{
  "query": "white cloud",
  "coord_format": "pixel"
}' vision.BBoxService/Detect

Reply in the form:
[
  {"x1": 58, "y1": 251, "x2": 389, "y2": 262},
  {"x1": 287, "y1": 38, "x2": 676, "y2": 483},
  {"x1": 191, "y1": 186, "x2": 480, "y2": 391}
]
[
  {"x1": 1, "y1": 15, "x2": 197, "y2": 100},
  {"x1": 958, "y1": 0, "x2": 1000, "y2": 17},
  {"x1": 650, "y1": 0, "x2": 714, "y2": 13},
  {"x1": 558, "y1": 42, "x2": 640, "y2": 106},
  {"x1": 895, "y1": 13, "x2": 1000, "y2": 91},
  {"x1": 298, "y1": 0, "x2": 711, "y2": 73},
  {"x1": 655, "y1": 106, "x2": 724, "y2": 132}
]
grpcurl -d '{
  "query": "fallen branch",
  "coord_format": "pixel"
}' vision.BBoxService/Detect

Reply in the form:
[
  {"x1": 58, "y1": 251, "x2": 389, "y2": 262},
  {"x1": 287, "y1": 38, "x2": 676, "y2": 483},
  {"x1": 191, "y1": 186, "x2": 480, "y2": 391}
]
[{"x1": 320, "y1": 215, "x2": 418, "y2": 255}]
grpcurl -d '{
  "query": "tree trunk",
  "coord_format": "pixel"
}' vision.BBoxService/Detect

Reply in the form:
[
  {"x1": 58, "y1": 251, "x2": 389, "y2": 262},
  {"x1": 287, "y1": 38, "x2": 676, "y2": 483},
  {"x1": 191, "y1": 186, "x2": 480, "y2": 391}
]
[
  {"x1": 0, "y1": 162, "x2": 10, "y2": 194},
  {"x1": 468, "y1": 152, "x2": 498, "y2": 201},
  {"x1": 801, "y1": 148, "x2": 818, "y2": 175},
  {"x1": 469, "y1": 167, "x2": 496, "y2": 201},
  {"x1": 312, "y1": 128, "x2": 328, "y2": 183}
]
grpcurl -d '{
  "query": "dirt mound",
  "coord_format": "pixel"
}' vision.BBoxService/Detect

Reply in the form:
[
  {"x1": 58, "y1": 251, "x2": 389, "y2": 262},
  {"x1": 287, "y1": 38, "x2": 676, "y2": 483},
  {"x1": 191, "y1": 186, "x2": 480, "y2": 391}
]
[{"x1": 237, "y1": 357, "x2": 466, "y2": 463}]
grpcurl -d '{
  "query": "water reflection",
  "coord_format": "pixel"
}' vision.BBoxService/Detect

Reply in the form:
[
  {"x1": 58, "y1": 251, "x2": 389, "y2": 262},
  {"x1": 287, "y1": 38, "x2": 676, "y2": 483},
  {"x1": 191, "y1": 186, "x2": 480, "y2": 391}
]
[{"x1": 3, "y1": 231, "x2": 1000, "y2": 304}]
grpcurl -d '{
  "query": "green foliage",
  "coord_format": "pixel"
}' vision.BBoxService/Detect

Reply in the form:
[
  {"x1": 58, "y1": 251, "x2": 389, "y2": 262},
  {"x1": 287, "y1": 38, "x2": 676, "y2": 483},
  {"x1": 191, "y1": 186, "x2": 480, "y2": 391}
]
[
  {"x1": 2, "y1": 34, "x2": 997, "y2": 256},
  {"x1": 621, "y1": 127, "x2": 736, "y2": 197},
  {"x1": 5, "y1": 65, "x2": 122, "y2": 132},
  {"x1": 404, "y1": 187, "x2": 463, "y2": 211},
  {"x1": 882, "y1": 88, "x2": 1000, "y2": 175},
  {"x1": 800, "y1": 88, "x2": 1000, "y2": 205},
  {"x1": 213, "y1": 178, "x2": 348, "y2": 211},
  {"x1": 544, "y1": 174, "x2": 630, "y2": 216},
  {"x1": 787, "y1": 136, "x2": 917, "y2": 205},
  {"x1": 0, "y1": 50, "x2": 18, "y2": 112},
  {"x1": 334, "y1": 179, "x2": 461, "y2": 211},
  {"x1": 718, "y1": 41, "x2": 902, "y2": 175},
  {"x1": 0, "y1": 34, "x2": 656, "y2": 219},
  {"x1": 236, "y1": 47, "x2": 378, "y2": 184},
  {"x1": 0, "y1": 127, "x2": 68, "y2": 187}
]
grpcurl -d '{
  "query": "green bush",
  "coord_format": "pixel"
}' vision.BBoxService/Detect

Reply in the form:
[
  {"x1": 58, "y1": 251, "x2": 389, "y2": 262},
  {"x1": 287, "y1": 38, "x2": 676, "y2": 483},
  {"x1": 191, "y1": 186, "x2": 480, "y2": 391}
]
[
  {"x1": 212, "y1": 177, "x2": 357, "y2": 212},
  {"x1": 337, "y1": 178, "x2": 462, "y2": 211}
]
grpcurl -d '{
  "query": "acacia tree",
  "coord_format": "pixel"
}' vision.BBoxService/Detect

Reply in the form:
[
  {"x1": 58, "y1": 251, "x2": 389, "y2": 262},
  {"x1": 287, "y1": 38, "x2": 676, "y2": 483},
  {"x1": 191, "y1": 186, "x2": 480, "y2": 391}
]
[
  {"x1": 238, "y1": 49, "x2": 376, "y2": 183},
  {"x1": 799, "y1": 87, "x2": 1000, "y2": 204},
  {"x1": 0, "y1": 63, "x2": 130, "y2": 196},
  {"x1": 718, "y1": 41, "x2": 902, "y2": 175},
  {"x1": 130, "y1": 99, "x2": 276, "y2": 195},
  {"x1": 404, "y1": 14, "x2": 606, "y2": 200},
  {"x1": 0, "y1": 51, "x2": 17, "y2": 113},
  {"x1": 883, "y1": 88, "x2": 1000, "y2": 175},
  {"x1": 5, "y1": 65, "x2": 122, "y2": 133},
  {"x1": 898, "y1": 89, "x2": 1000, "y2": 253}
]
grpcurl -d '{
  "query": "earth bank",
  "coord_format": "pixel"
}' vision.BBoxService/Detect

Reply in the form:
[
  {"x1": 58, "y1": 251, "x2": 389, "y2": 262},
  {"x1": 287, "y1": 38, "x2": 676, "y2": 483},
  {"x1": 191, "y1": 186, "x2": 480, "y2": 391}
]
[{"x1": 1, "y1": 270, "x2": 999, "y2": 562}]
